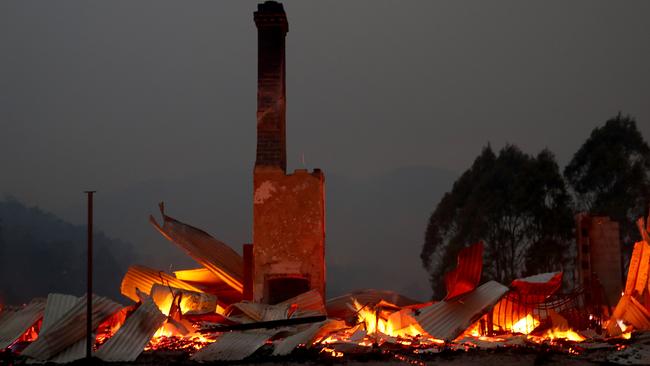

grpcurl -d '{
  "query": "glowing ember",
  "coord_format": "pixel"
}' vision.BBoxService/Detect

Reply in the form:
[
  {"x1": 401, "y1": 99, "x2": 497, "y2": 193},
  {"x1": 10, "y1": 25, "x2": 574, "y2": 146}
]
[
  {"x1": 152, "y1": 289, "x2": 217, "y2": 317},
  {"x1": 146, "y1": 320, "x2": 216, "y2": 352},
  {"x1": 543, "y1": 328, "x2": 585, "y2": 342},
  {"x1": 16, "y1": 320, "x2": 40, "y2": 343},
  {"x1": 95, "y1": 306, "x2": 132, "y2": 349},
  {"x1": 320, "y1": 347, "x2": 343, "y2": 358},
  {"x1": 146, "y1": 333, "x2": 215, "y2": 352}
]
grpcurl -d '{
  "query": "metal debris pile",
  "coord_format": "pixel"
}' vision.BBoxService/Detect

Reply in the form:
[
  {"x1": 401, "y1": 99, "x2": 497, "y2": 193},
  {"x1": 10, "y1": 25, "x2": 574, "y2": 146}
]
[{"x1": 2, "y1": 210, "x2": 650, "y2": 365}]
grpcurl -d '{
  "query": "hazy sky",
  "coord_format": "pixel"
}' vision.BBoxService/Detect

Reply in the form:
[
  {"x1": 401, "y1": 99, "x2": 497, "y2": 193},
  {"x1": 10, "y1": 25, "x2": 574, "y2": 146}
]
[{"x1": 1, "y1": 1, "x2": 649, "y2": 300}]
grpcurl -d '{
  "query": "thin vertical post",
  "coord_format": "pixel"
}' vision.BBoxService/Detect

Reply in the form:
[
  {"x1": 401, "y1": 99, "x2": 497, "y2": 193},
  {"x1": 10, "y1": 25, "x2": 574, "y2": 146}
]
[
  {"x1": 85, "y1": 191, "x2": 95, "y2": 359},
  {"x1": 243, "y1": 244, "x2": 254, "y2": 301},
  {"x1": 487, "y1": 308, "x2": 494, "y2": 336}
]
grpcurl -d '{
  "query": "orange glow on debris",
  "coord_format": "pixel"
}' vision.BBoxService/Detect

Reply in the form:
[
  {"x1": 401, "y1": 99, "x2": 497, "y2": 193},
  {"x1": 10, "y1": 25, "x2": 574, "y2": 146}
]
[
  {"x1": 146, "y1": 321, "x2": 215, "y2": 352},
  {"x1": 352, "y1": 299, "x2": 423, "y2": 338},
  {"x1": 543, "y1": 328, "x2": 585, "y2": 342},
  {"x1": 510, "y1": 314, "x2": 539, "y2": 334}
]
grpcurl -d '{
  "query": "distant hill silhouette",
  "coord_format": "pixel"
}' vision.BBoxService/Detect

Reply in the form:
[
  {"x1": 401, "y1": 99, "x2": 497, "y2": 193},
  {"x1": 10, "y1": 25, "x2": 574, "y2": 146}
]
[{"x1": 0, "y1": 197, "x2": 136, "y2": 304}]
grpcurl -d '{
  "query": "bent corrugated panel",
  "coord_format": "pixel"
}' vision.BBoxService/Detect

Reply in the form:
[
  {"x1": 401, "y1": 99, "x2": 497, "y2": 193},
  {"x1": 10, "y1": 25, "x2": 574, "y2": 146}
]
[
  {"x1": 25, "y1": 294, "x2": 86, "y2": 364},
  {"x1": 0, "y1": 299, "x2": 46, "y2": 349},
  {"x1": 281, "y1": 289, "x2": 326, "y2": 317},
  {"x1": 47, "y1": 339, "x2": 86, "y2": 364},
  {"x1": 150, "y1": 284, "x2": 217, "y2": 316},
  {"x1": 607, "y1": 295, "x2": 650, "y2": 336},
  {"x1": 174, "y1": 267, "x2": 243, "y2": 306},
  {"x1": 39, "y1": 294, "x2": 78, "y2": 333},
  {"x1": 174, "y1": 267, "x2": 223, "y2": 286},
  {"x1": 21, "y1": 294, "x2": 121, "y2": 361},
  {"x1": 415, "y1": 281, "x2": 508, "y2": 341},
  {"x1": 191, "y1": 329, "x2": 281, "y2": 362},
  {"x1": 121, "y1": 264, "x2": 203, "y2": 302},
  {"x1": 444, "y1": 241, "x2": 484, "y2": 300},
  {"x1": 326, "y1": 289, "x2": 419, "y2": 319},
  {"x1": 227, "y1": 289, "x2": 326, "y2": 323},
  {"x1": 227, "y1": 302, "x2": 290, "y2": 322},
  {"x1": 625, "y1": 242, "x2": 645, "y2": 295},
  {"x1": 95, "y1": 295, "x2": 166, "y2": 362},
  {"x1": 510, "y1": 272, "x2": 563, "y2": 296},
  {"x1": 273, "y1": 319, "x2": 346, "y2": 356},
  {"x1": 492, "y1": 271, "x2": 563, "y2": 330},
  {"x1": 150, "y1": 203, "x2": 243, "y2": 293}
]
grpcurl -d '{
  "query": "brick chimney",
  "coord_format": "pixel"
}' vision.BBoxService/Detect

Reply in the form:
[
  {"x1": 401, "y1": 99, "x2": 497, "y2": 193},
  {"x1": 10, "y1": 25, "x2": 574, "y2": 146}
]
[
  {"x1": 254, "y1": 1, "x2": 288, "y2": 172},
  {"x1": 252, "y1": 2, "x2": 326, "y2": 305}
]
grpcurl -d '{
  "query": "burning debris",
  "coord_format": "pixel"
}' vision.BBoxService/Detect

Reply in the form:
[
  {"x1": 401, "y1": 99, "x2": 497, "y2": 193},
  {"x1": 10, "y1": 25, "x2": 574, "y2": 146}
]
[
  {"x1": 0, "y1": 299, "x2": 44, "y2": 351},
  {"x1": 607, "y1": 215, "x2": 650, "y2": 338},
  {"x1": 1, "y1": 211, "x2": 650, "y2": 364}
]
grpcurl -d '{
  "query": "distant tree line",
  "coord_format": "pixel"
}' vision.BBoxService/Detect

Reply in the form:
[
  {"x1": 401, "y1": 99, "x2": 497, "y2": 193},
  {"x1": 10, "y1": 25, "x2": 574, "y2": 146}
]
[
  {"x1": 0, "y1": 197, "x2": 136, "y2": 304},
  {"x1": 421, "y1": 113, "x2": 650, "y2": 298}
]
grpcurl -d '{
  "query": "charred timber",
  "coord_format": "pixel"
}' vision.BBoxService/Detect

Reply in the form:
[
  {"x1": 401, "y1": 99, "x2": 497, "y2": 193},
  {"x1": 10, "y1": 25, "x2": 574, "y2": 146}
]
[{"x1": 199, "y1": 315, "x2": 327, "y2": 333}]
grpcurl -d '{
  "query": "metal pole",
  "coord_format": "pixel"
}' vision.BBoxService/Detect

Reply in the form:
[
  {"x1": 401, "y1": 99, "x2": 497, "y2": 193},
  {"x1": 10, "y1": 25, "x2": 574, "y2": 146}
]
[{"x1": 85, "y1": 191, "x2": 95, "y2": 359}]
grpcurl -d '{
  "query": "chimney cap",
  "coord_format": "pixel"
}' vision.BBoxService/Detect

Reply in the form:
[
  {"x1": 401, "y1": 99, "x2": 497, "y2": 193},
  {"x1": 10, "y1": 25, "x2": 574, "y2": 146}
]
[
  {"x1": 257, "y1": 1, "x2": 284, "y2": 13},
  {"x1": 254, "y1": 1, "x2": 288, "y2": 32}
]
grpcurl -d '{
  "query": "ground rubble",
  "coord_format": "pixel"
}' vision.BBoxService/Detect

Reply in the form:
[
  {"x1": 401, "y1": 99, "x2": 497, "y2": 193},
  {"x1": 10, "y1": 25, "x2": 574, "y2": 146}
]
[{"x1": 3, "y1": 211, "x2": 650, "y2": 365}]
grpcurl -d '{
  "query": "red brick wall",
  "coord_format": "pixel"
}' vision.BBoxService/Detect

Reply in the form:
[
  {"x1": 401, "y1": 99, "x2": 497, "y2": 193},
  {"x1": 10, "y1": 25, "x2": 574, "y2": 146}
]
[{"x1": 252, "y1": 167, "x2": 326, "y2": 303}]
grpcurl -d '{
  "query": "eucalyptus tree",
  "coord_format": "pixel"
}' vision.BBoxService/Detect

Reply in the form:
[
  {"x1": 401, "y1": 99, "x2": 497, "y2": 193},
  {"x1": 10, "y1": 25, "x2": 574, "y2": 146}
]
[{"x1": 421, "y1": 145, "x2": 573, "y2": 298}]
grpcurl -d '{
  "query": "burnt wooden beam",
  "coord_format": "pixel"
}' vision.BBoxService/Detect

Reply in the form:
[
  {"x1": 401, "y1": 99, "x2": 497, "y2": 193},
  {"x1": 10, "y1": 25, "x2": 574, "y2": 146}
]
[{"x1": 200, "y1": 315, "x2": 326, "y2": 333}]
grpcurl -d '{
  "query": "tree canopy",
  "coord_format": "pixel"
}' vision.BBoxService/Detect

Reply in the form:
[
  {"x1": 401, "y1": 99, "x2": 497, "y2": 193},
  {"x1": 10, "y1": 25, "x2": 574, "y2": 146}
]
[
  {"x1": 564, "y1": 113, "x2": 650, "y2": 250},
  {"x1": 420, "y1": 145, "x2": 574, "y2": 298}
]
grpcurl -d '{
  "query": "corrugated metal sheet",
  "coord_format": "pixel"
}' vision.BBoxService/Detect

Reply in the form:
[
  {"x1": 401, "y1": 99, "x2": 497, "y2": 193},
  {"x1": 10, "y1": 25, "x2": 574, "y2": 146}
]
[
  {"x1": 0, "y1": 299, "x2": 45, "y2": 349},
  {"x1": 227, "y1": 302, "x2": 290, "y2": 322},
  {"x1": 121, "y1": 264, "x2": 203, "y2": 302},
  {"x1": 281, "y1": 289, "x2": 326, "y2": 317},
  {"x1": 95, "y1": 295, "x2": 166, "y2": 362},
  {"x1": 625, "y1": 242, "x2": 645, "y2": 295},
  {"x1": 273, "y1": 319, "x2": 346, "y2": 356},
  {"x1": 638, "y1": 216, "x2": 650, "y2": 243},
  {"x1": 444, "y1": 241, "x2": 484, "y2": 300},
  {"x1": 511, "y1": 271, "x2": 563, "y2": 298},
  {"x1": 514, "y1": 272, "x2": 561, "y2": 284},
  {"x1": 23, "y1": 294, "x2": 84, "y2": 364},
  {"x1": 150, "y1": 284, "x2": 217, "y2": 315},
  {"x1": 607, "y1": 295, "x2": 650, "y2": 336},
  {"x1": 174, "y1": 267, "x2": 244, "y2": 306},
  {"x1": 191, "y1": 329, "x2": 280, "y2": 361},
  {"x1": 624, "y1": 241, "x2": 650, "y2": 296},
  {"x1": 635, "y1": 242, "x2": 650, "y2": 295},
  {"x1": 387, "y1": 308, "x2": 420, "y2": 332},
  {"x1": 0, "y1": 307, "x2": 13, "y2": 328},
  {"x1": 492, "y1": 272, "x2": 563, "y2": 330},
  {"x1": 150, "y1": 203, "x2": 244, "y2": 293},
  {"x1": 326, "y1": 290, "x2": 419, "y2": 319},
  {"x1": 174, "y1": 268, "x2": 243, "y2": 308},
  {"x1": 39, "y1": 294, "x2": 79, "y2": 333},
  {"x1": 47, "y1": 339, "x2": 86, "y2": 364},
  {"x1": 21, "y1": 294, "x2": 122, "y2": 361},
  {"x1": 415, "y1": 281, "x2": 508, "y2": 341},
  {"x1": 47, "y1": 306, "x2": 136, "y2": 363},
  {"x1": 174, "y1": 267, "x2": 222, "y2": 285},
  {"x1": 226, "y1": 290, "x2": 325, "y2": 322},
  {"x1": 608, "y1": 218, "x2": 650, "y2": 337}
]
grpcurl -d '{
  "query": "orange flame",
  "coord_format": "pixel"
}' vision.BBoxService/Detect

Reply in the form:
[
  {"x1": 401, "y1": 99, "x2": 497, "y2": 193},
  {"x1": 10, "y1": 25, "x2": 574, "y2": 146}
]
[
  {"x1": 352, "y1": 299, "x2": 423, "y2": 338},
  {"x1": 543, "y1": 328, "x2": 585, "y2": 342},
  {"x1": 510, "y1": 314, "x2": 539, "y2": 334}
]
